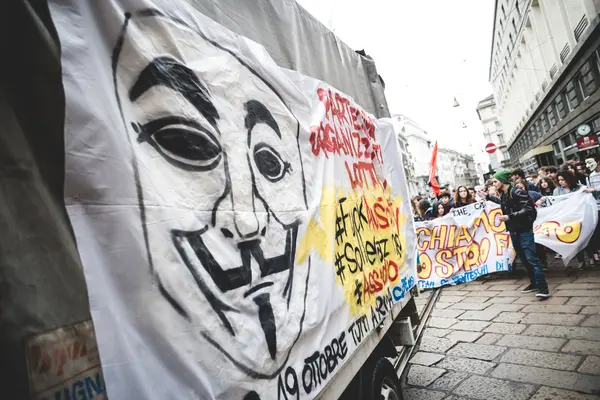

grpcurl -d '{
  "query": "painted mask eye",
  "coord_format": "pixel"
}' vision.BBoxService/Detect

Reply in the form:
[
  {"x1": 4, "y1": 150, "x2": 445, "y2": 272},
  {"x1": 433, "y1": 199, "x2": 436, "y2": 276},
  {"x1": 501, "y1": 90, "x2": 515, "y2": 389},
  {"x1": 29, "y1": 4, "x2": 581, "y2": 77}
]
[
  {"x1": 154, "y1": 125, "x2": 221, "y2": 167},
  {"x1": 253, "y1": 143, "x2": 289, "y2": 182},
  {"x1": 138, "y1": 117, "x2": 223, "y2": 171}
]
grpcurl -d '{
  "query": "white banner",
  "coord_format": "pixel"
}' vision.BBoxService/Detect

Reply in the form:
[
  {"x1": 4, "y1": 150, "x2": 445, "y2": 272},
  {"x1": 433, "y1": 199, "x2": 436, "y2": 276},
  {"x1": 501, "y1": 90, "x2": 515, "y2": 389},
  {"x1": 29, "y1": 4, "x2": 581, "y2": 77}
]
[
  {"x1": 534, "y1": 190, "x2": 599, "y2": 264},
  {"x1": 416, "y1": 202, "x2": 514, "y2": 289},
  {"x1": 48, "y1": 1, "x2": 417, "y2": 399},
  {"x1": 415, "y1": 191, "x2": 598, "y2": 289}
]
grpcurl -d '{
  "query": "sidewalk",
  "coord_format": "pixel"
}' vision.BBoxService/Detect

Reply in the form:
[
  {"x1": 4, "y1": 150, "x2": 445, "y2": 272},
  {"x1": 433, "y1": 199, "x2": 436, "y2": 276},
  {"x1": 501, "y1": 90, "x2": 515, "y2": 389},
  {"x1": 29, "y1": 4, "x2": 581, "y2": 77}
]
[{"x1": 403, "y1": 257, "x2": 600, "y2": 399}]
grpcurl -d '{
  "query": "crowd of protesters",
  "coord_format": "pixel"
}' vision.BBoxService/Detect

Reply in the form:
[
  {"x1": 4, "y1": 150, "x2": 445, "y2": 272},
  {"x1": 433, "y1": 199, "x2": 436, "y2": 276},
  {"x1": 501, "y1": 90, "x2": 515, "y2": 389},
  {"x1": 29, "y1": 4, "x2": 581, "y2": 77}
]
[{"x1": 411, "y1": 153, "x2": 600, "y2": 270}]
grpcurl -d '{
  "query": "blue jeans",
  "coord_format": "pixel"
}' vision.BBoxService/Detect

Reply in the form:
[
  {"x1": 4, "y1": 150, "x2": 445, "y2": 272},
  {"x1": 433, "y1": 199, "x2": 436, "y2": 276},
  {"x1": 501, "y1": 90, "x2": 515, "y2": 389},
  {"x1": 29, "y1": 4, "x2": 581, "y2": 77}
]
[{"x1": 511, "y1": 231, "x2": 548, "y2": 291}]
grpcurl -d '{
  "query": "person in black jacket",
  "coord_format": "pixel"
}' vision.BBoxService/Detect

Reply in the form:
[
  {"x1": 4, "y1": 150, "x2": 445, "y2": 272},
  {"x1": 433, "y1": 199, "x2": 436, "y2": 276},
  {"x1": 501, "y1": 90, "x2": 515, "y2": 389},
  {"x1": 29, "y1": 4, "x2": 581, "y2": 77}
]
[{"x1": 483, "y1": 169, "x2": 550, "y2": 299}]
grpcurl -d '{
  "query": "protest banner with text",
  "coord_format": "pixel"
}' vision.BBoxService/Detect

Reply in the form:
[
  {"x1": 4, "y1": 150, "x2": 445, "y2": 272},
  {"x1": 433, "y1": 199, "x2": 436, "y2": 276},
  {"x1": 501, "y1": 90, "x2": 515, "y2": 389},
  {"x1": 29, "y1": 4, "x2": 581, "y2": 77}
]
[{"x1": 415, "y1": 202, "x2": 513, "y2": 289}]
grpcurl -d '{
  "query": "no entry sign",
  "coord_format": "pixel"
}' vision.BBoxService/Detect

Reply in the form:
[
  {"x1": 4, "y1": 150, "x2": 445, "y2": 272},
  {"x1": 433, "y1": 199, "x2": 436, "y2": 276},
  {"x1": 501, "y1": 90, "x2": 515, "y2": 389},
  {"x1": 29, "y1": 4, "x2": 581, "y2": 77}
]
[{"x1": 485, "y1": 143, "x2": 497, "y2": 154}]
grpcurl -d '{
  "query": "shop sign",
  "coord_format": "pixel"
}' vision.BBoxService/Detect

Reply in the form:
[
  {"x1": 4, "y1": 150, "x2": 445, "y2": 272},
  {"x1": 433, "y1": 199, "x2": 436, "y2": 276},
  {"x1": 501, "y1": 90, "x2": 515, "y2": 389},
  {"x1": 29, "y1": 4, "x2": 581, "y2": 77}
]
[{"x1": 576, "y1": 135, "x2": 599, "y2": 151}]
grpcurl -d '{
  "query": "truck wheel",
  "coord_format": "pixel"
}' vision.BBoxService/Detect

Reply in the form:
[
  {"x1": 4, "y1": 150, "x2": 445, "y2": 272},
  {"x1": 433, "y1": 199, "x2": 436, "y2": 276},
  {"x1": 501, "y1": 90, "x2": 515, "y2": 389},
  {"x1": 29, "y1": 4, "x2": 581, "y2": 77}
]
[{"x1": 365, "y1": 358, "x2": 404, "y2": 400}]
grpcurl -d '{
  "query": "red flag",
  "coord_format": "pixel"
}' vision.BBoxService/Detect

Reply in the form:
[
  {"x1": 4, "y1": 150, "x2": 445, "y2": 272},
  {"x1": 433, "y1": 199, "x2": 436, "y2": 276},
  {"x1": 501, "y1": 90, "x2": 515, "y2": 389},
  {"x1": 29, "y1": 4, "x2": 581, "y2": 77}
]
[{"x1": 428, "y1": 141, "x2": 440, "y2": 195}]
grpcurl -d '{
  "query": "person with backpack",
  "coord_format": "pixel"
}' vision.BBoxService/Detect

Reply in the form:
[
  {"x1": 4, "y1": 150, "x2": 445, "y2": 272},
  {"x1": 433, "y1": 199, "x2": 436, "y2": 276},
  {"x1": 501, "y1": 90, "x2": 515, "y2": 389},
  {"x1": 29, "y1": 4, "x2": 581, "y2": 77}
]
[{"x1": 482, "y1": 169, "x2": 550, "y2": 300}]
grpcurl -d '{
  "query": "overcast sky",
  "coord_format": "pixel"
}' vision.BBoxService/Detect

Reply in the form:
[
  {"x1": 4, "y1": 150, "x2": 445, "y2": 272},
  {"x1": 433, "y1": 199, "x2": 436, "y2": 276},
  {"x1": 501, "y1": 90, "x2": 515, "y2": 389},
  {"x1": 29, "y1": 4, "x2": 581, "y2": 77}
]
[{"x1": 296, "y1": 0, "x2": 495, "y2": 162}]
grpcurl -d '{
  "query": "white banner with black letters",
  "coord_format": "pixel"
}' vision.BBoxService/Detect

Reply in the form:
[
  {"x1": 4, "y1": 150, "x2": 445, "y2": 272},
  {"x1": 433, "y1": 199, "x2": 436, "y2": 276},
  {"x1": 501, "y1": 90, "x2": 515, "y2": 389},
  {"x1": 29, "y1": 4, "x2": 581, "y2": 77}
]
[{"x1": 48, "y1": 1, "x2": 417, "y2": 399}]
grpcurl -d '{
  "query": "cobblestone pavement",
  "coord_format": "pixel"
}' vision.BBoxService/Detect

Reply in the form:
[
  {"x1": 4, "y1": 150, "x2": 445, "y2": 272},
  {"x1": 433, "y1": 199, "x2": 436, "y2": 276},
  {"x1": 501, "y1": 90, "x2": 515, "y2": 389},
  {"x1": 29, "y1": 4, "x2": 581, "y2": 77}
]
[{"x1": 403, "y1": 258, "x2": 600, "y2": 400}]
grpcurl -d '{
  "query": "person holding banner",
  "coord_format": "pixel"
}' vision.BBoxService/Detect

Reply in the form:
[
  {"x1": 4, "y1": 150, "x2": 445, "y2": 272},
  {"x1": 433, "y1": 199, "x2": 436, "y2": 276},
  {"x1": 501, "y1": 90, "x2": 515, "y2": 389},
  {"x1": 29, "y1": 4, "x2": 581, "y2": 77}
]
[
  {"x1": 551, "y1": 170, "x2": 596, "y2": 269},
  {"x1": 483, "y1": 170, "x2": 550, "y2": 300},
  {"x1": 586, "y1": 155, "x2": 600, "y2": 262}
]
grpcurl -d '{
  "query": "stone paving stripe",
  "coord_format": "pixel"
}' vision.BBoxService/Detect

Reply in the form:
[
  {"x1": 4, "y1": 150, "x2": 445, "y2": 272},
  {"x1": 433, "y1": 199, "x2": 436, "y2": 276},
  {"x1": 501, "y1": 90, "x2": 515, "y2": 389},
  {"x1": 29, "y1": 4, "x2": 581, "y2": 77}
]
[
  {"x1": 494, "y1": 290, "x2": 530, "y2": 297},
  {"x1": 419, "y1": 337, "x2": 459, "y2": 353},
  {"x1": 450, "y1": 303, "x2": 489, "y2": 310},
  {"x1": 457, "y1": 310, "x2": 500, "y2": 321},
  {"x1": 485, "y1": 303, "x2": 526, "y2": 312},
  {"x1": 520, "y1": 313, "x2": 586, "y2": 326},
  {"x1": 582, "y1": 315, "x2": 600, "y2": 327},
  {"x1": 561, "y1": 339, "x2": 600, "y2": 356},
  {"x1": 439, "y1": 295, "x2": 467, "y2": 303},
  {"x1": 428, "y1": 317, "x2": 457, "y2": 329},
  {"x1": 578, "y1": 356, "x2": 600, "y2": 375},
  {"x1": 566, "y1": 297, "x2": 600, "y2": 306},
  {"x1": 452, "y1": 375, "x2": 536, "y2": 400},
  {"x1": 435, "y1": 302, "x2": 452, "y2": 309},
  {"x1": 499, "y1": 348, "x2": 581, "y2": 371},
  {"x1": 447, "y1": 342, "x2": 507, "y2": 361},
  {"x1": 486, "y1": 296, "x2": 519, "y2": 304},
  {"x1": 486, "y1": 279, "x2": 522, "y2": 285},
  {"x1": 520, "y1": 304, "x2": 582, "y2": 314},
  {"x1": 574, "y1": 276, "x2": 600, "y2": 284},
  {"x1": 554, "y1": 290, "x2": 600, "y2": 297},
  {"x1": 435, "y1": 356, "x2": 496, "y2": 374},
  {"x1": 461, "y1": 296, "x2": 494, "y2": 303},
  {"x1": 546, "y1": 276, "x2": 577, "y2": 283},
  {"x1": 409, "y1": 352, "x2": 446, "y2": 366},
  {"x1": 441, "y1": 285, "x2": 463, "y2": 291},
  {"x1": 450, "y1": 320, "x2": 491, "y2": 332},
  {"x1": 556, "y1": 283, "x2": 600, "y2": 290},
  {"x1": 476, "y1": 333, "x2": 503, "y2": 345},
  {"x1": 462, "y1": 291, "x2": 494, "y2": 297},
  {"x1": 512, "y1": 296, "x2": 569, "y2": 305},
  {"x1": 580, "y1": 306, "x2": 600, "y2": 314},
  {"x1": 491, "y1": 362, "x2": 600, "y2": 394},
  {"x1": 530, "y1": 386, "x2": 600, "y2": 400},
  {"x1": 431, "y1": 309, "x2": 465, "y2": 318},
  {"x1": 495, "y1": 334, "x2": 566, "y2": 351},
  {"x1": 407, "y1": 364, "x2": 447, "y2": 387},
  {"x1": 441, "y1": 290, "x2": 469, "y2": 296},
  {"x1": 423, "y1": 327, "x2": 450, "y2": 337},
  {"x1": 493, "y1": 312, "x2": 525, "y2": 323},
  {"x1": 428, "y1": 371, "x2": 469, "y2": 391},
  {"x1": 523, "y1": 325, "x2": 600, "y2": 341},
  {"x1": 403, "y1": 388, "x2": 446, "y2": 400},
  {"x1": 483, "y1": 322, "x2": 527, "y2": 334},
  {"x1": 444, "y1": 330, "x2": 483, "y2": 343},
  {"x1": 460, "y1": 285, "x2": 497, "y2": 291},
  {"x1": 483, "y1": 284, "x2": 522, "y2": 291}
]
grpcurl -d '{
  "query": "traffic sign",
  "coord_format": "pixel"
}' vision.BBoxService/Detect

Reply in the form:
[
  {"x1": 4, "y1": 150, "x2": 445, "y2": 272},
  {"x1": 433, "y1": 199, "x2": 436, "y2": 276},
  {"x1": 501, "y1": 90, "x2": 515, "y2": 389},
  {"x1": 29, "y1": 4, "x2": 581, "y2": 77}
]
[{"x1": 485, "y1": 143, "x2": 497, "y2": 154}]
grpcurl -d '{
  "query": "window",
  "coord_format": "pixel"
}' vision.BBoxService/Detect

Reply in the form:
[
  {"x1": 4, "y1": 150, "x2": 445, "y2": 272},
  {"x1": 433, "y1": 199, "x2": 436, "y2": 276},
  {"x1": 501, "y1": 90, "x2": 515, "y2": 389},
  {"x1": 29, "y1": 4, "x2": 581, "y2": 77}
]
[
  {"x1": 579, "y1": 59, "x2": 598, "y2": 98},
  {"x1": 501, "y1": 4, "x2": 506, "y2": 18},
  {"x1": 509, "y1": 33, "x2": 514, "y2": 45},
  {"x1": 516, "y1": 0, "x2": 521, "y2": 16},
  {"x1": 565, "y1": 78, "x2": 583, "y2": 110},
  {"x1": 547, "y1": 105, "x2": 557, "y2": 127},
  {"x1": 498, "y1": 133, "x2": 505, "y2": 144},
  {"x1": 562, "y1": 134, "x2": 573, "y2": 148},
  {"x1": 541, "y1": 112, "x2": 550, "y2": 132},
  {"x1": 535, "y1": 120, "x2": 543, "y2": 138},
  {"x1": 512, "y1": 18, "x2": 517, "y2": 31},
  {"x1": 552, "y1": 142, "x2": 561, "y2": 156},
  {"x1": 554, "y1": 93, "x2": 568, "y2": 119},
  {"x1": 594, "y1": 115, "x2": 600, "y2": 133},
  {"x1": 495, "y1": 121, "x2": 501, "y2": 130}
]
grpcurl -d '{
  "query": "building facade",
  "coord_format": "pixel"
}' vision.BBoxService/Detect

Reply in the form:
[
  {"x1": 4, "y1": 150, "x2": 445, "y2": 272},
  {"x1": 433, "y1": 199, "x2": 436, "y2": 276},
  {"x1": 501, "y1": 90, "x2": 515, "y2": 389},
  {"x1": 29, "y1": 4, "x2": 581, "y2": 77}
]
[
  {"x1": 489, "y1": 0, "x2": 600, "y2": 172},
  {"x1": 393, "y1": 114, "x2": 432, "y2": 195},
  {"x1": 393, "y1": 114, "x2": 480, "y2": 194},
  {"x1": 395, "y1": 126, "x2": 419, "y2": 196},
  {"x1": 438, "y1": 148, "x2": 481, "y2": 189},
  {"x1": 476, "y1": 94, "x2": 511, "y2": 170}
]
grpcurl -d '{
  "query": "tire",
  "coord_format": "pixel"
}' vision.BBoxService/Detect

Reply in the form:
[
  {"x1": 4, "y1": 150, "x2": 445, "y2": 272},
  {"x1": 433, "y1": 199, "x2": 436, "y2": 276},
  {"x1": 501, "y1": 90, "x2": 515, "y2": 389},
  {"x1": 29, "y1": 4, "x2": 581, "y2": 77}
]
[{"x1": 363, "y1": 358, "x2": 404, "y2": 400}]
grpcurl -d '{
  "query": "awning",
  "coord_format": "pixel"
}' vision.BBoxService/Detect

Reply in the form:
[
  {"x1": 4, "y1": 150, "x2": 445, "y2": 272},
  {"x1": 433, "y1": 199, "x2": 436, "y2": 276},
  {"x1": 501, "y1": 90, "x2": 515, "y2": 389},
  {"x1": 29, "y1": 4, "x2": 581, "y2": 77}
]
[{"x1": 519, "y1": 144, "x2": 553, "y2": 163}]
